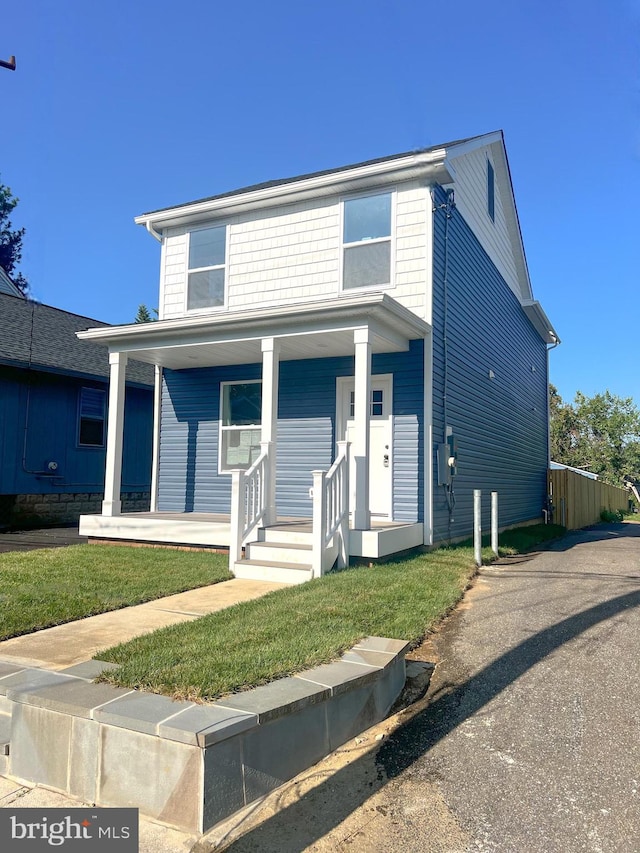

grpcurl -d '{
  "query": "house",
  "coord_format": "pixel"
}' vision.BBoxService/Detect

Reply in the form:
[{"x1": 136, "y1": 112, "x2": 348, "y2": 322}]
[
  {"x1": 0, "y1": 266, "x2": 24, "y2": 297},
  {"x1": 0, "y1": 291, "x2": 154, "y2": 529},
  {"x1": 77, "y1": 130, "x2": 558, "y2": 581}
]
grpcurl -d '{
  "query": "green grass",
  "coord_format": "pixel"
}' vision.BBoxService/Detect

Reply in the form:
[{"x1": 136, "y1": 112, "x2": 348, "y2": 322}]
[
  {"x1": 0, "y1": 545, "x2": 231, "y2": 641},
  {"x1": 96, "y1": 523, "x2": 566, "y2": 701}
]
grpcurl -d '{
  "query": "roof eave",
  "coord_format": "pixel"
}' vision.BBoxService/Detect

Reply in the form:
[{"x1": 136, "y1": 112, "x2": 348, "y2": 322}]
[
  {"x1": 134, "y1": 150, "x2": 453, "y2": 231},
  {"x1": 522, "y1": 300, "x2": 560, "y2": 345}
]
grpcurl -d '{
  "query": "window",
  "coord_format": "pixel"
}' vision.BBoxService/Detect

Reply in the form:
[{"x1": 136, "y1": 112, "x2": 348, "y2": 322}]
[
  {"x1": 78, "y1": 387, "x2": 106, "y2": 447},
  {"x1": 187, "y1": 225, "x2": 226, "y2": 310},
  {"x1": 349, "y1": 388, "x2": 385, "y2": 418},
  {"x1": 342, "y1": 192, "x2": 392, "y2": 289},
  {"x1": 487, "y1": 160, "x2": 495, "y2": 222},
  {"x1": 219, "y1": 381, "x2": 262, "y2": 472}
]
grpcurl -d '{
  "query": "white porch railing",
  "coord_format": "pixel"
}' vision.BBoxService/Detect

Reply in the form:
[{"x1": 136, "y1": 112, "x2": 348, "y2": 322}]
[
  {"x1": 311, "y1": 441, "x2": 350, "y2": 579},
  {"x1": 229, "y1": 441, "x2": 271, "y2": 567}
]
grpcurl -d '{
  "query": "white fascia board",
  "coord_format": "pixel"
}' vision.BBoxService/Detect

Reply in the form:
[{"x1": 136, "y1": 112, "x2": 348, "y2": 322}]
[
  {"x1": 134, "y1": 151, "x2": 453, "y2": 231},
  {"x1": 522, "y1": 300, "x2": 560, "y2": 345},
  {"x1": 444, "y1": 130, "x2": 504, "y2": 159},
  {"x1": 76, "y1": 293, "x2": 431, "y2": 351}
]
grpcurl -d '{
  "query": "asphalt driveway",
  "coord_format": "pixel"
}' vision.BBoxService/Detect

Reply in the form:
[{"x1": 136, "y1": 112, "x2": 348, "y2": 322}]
[
  {"x1": 0, "y1": 526, "x2": 86, "y2": 552},
  {"x1": 217, "y1": 522, "x2": 640, "y2": 852}
]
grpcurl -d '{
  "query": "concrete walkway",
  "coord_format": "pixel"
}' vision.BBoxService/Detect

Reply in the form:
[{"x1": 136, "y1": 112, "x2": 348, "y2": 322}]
[{"x1": 0, "y1": 578, "x2": 289, "y2": 670}]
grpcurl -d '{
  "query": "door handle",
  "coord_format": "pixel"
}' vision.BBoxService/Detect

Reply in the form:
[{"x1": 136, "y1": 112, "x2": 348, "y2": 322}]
[{"x1": 383, "y1": 454, "x2": 389, "y2": 467}]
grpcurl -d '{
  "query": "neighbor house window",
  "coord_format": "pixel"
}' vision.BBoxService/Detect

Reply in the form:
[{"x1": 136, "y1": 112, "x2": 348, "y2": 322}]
[
  {"x1": 187, "y1": 224, "x2": 226, "y2": 310},
  {"x1": 78, "y1": 387, "x2": 106, "y2": 447},
  {"x1": 487, "y1": 160, "x2": 495, "y2": 222},
  {"x1": 342, "y1": 192, "x2": 392, "y2": 289},
  {"x1": 220, "y1": 381, "x2": 262, "y2": 472}
]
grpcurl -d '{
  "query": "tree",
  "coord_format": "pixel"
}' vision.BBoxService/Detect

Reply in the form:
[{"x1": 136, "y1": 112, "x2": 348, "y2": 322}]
[
  {"x1": 550, "y1": 385, "x2": 640, "y2": 486},
  {"x1": 134, "y1": 304, "x2": 157, "y2": 323},
  {"x1": 0, "y1": 178, "x2": 28, "y2": 293}
]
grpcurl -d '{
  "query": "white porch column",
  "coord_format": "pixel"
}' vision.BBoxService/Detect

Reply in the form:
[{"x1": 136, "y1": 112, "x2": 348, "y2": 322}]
[
  {"x1": 353, "y1": 328, "x2": 371, "y2": 530},
  {"x1": 102, "y1": 351, "x2": 128, "y2": 517},
  {"x1": 261, "y1": 337, "x2": 280, "y2": 526}
]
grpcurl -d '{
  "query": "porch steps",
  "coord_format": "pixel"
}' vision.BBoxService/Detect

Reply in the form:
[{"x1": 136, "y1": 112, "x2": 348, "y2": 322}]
[
  {"x1": 233, "y1": 525, "x2": 315, "y2": 584},
  {"x1": 233, "y1": 559, "x2": 312, "y2": 585},
  {"x1": 246, "y1": 540, "x2": 312, "y2": 565}
]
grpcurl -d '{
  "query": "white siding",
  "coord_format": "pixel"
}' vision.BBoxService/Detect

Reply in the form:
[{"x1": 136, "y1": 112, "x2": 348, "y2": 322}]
[
  {"x1": 447, "y1": 145, "x2": 522, "y2": 300},
  {"x1": 158, "y1": 183, "x2": 429, "y2": 321}
]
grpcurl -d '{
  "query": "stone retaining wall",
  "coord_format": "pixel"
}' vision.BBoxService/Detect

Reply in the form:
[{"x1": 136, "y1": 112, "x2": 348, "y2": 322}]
[{"x1": 0, "y1": 638, "x2": 409, "y2": 834}]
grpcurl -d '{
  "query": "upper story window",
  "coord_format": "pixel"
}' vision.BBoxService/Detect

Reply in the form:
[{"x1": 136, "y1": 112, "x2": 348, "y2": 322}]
[
  {"x1": 487, "y1": 160, "x2": 495, "y2": 222},
  {"x1": 187, "y1": 225, "x2": 226, "y2": 310},
  {"x1": 78, "y1": 387, "x2": 106, "y2": 447},
  {"x1": 342, "y1": 192, "x2": 392, "y2": 290}
]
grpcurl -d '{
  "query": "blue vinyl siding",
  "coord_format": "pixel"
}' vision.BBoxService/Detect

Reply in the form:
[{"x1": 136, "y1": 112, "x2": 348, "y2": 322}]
[
  {"x1": 157, "y1": 342, "x2": 424, "y2": 520},
  {"x1": 0, "y1": 367, "x2": 152, "y2": 495},
  {"x1": 431, "y1": 185, "x2": 548, "y2": 543}
]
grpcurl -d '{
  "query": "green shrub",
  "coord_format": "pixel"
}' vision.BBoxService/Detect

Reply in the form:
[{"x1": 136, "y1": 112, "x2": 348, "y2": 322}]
[{"x1": 600, "y1": 508, "x2": 624, "y2": 523}]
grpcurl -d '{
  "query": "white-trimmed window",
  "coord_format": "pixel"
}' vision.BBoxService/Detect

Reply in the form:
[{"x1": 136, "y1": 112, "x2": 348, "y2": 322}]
[
  {"x1": 78, "y1": 387, "x2": 106, "y2": 447},
  {"x1": 342, "y1": 192, "x2": 392, "y2": 290},
  {"x1": 187, "y1": 225, "x2": 226, "y2": 310},
  {"x1": 219, "y1": 381, "x2": 262, "y2": 472}
]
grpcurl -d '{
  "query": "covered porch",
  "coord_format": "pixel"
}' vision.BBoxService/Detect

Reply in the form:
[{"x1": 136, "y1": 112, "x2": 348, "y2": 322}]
[{"x1": 77, "y1": 292, "x2": 432, "y2": 581}]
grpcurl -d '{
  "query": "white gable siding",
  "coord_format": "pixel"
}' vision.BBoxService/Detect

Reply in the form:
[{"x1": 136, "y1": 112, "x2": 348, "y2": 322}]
[
  {"x1": 447, "y1": 146, "x2": 522, "y2": 300},
  {"x1": 158, "y1": 182, "x2": 429, "y2": 321}
]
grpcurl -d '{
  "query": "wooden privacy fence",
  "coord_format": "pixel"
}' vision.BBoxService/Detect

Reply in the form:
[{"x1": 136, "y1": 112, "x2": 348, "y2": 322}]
[{"x1": 549, "y1": 469, "x2": 629, "y2": 530}]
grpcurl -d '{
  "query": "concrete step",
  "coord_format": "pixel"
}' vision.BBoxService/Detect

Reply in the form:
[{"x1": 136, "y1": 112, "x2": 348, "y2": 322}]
[
  {"x1": 259, "y1": 526, "x2": 313, "y2": 546},
  {"x1": 233, "y1": 559, "x2": 313, "y2": 585},
  {"x1": 246, "y1": 540, "x2": 312, "y2": 566}
]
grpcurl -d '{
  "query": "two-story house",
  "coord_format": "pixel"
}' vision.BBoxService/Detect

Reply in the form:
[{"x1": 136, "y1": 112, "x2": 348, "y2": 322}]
[{"x1": 78, "y1": 130, "x2": 558, "y2": 581}]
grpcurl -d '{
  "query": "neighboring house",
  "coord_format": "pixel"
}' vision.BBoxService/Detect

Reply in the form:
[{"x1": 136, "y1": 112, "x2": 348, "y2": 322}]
[
  {"x1": 0, "y1": 266, "x2": 24, "y2": 297},
  {"x1": 0, "y1": 292, "x2": 154, "y2": 528},
  {"x1": 550, "y1": 461, "x2": 599, "y2": 480},
  {"x1": 78, "y1": 130, "x2": 558, "y2": 581}
]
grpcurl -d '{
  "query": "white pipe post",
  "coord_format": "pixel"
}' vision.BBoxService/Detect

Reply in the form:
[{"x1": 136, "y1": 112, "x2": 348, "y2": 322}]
[
  {"x1": 311, "y1": 470, "x2": 326, "y2": 578},
  {"x1": 474, "y1": 489, "x2": 482, "y2": 567},
  {"x1": 491, "y1": 491, "x2": 498, "y2": 556}
]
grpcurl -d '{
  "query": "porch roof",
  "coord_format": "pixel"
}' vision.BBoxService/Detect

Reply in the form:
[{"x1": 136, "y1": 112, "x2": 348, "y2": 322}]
[{"x1": 77, "y1": 292, "x2": 431, "y2": 369}]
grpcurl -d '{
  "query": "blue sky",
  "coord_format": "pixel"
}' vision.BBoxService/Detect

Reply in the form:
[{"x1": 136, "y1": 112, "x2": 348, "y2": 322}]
[{"x1": 2, "y1": 0, "x2": 639, "y2": 405}]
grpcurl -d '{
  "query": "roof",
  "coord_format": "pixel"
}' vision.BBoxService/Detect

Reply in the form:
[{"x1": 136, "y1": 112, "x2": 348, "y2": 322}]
[
  {"x1": 138, "y1": 134, "x2": 482, "y2": 217},
  {"x1": 550, "y1": 462, "x2": 599, "y2": 480},
  {"x1": 0, "y1": 292, "x2": 154, "y2": 386}
]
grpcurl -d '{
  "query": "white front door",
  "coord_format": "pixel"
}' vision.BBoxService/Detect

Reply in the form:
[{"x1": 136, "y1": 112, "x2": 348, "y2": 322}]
[{"x1": 338, "y1": 375, "x2": 393, "y2": 518}]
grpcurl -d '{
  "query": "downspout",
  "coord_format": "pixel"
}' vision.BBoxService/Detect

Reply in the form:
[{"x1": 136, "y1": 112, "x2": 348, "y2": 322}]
[
  {"x1": 545, "y1": 334, "x2": 560, "y2": 522},
  {"x1": 144, "y1": 220, "x2": 162, "y2": 242}
]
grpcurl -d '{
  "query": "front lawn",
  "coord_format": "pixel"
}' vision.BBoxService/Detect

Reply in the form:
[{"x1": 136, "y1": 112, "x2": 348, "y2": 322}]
[
  {"x1": 0, "y1": 545, "x2": 231, "y2": 640},
  {"x1": 96, "y1": 524, "x2": 565, "y2": 701}
]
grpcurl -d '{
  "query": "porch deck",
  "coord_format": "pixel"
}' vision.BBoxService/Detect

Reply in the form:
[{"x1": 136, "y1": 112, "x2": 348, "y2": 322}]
[{"x1": 79, "y1": 512, "x2": 424, "y2": 560}]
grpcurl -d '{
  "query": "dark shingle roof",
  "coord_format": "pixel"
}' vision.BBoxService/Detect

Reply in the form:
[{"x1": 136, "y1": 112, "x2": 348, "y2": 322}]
[
  {"x1": 0, "y1": 293, "x2": 153, "y2": 386},
  {"x1": 140, "y1": 134, "x2": 483, "y2": 217}
]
